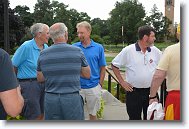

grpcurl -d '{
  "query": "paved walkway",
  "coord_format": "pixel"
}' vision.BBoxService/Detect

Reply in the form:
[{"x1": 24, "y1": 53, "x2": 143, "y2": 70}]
[
  {"x1": 105, "y1": 52, "x2": 118, "y2": 57},
  {"x1": 84, "y1": 52, "x2": 129, "y2": 120},
  {"x1": 84, "y1": 89, "x2": 129, "y2": 120}
]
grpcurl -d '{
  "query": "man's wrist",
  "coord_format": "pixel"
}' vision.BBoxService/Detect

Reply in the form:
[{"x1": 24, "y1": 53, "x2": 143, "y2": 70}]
[{"x1": 149, "y1": 95, "x2": 157, "y2": 100}]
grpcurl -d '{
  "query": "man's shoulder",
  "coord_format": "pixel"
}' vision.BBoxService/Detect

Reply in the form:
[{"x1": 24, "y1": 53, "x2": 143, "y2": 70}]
[
  {"x1": 151, "y1": 45, "x2": 161, "y2": 52},
  {"x1": 72, "y1": 42, "x2": 81, "y2": 46},
  {"x1": 92, "y1": 40, "x2": 102, "y2": 46},
  {"x1": 123, "y1": 43, "x2": 135, "y2": 51},
  {"x1": 18, "y1": 39, "x2": 34, "y2": 50},
  {"x1": 0, "y1": 48, "x2": 8, "y2": 57},
  {"x1": 0, "y1": 49, "x2": 9, "y2": 62},
  {"x1": 166, "y1": 43, "x2": 180, "y2": 50}
]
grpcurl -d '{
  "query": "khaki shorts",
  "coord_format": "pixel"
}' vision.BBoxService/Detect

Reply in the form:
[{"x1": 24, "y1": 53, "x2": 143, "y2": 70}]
[{"x1": 80, "y1": 84, "x2": 102, "y2": 116}]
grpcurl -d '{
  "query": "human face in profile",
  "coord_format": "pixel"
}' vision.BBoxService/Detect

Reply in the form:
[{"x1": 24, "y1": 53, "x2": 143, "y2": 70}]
[
  {"x1": 39, "y1": 26, "x2": 50, "y2": 44},
  {"x1": 146, "y1": 31, "x2": 156, "y2": 46}
]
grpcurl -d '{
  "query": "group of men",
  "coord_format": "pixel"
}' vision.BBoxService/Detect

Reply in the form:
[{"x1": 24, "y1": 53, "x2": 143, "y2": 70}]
[{"x1": 0, "y1": 21, "x2": 180, "y2": 120}]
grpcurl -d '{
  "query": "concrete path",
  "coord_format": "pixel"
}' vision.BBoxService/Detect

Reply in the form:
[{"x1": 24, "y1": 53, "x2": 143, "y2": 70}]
[{"x1": 84, "y1": 89, "x2": 129, "y2": 120}]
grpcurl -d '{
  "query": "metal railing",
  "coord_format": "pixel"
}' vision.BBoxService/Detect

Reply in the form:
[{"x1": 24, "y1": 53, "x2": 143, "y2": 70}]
[
  {"x1": 105, "y1": 67, "x2": 121, "y2": 100},
  {"x1": 106, "y1": 67, "x2": 167, "y2": 106}
]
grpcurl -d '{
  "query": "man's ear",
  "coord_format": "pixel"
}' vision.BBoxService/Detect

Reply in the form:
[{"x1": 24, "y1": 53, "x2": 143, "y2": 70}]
[
  {"x1": 143, "y1": 35, "x2": 148, "y2": 41},
  {"x1": 37, "y1": 32, "x2": 41, "y2": 38}
]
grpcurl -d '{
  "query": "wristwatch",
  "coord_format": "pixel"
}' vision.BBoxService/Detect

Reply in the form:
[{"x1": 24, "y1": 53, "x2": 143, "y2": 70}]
[{"x1": 149, "y1": 95, "x2": 157, "y2": 100}]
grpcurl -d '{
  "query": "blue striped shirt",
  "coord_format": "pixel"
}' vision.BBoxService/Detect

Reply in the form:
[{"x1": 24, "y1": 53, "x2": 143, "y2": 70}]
[{"x1": 37, "y1": 43, "x2": 88, "y2": 94}]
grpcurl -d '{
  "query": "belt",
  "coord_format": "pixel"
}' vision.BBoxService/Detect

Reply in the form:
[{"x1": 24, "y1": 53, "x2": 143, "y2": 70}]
[
  {"x1": 132, "y1": 87, "x2": 150, "y2": 91},
  {"x1": 18, "y1": 78, "x2": 37, "y2": 82},
  {"x1": 45, "y1": 91, "x2": 79, "y2": 95}
]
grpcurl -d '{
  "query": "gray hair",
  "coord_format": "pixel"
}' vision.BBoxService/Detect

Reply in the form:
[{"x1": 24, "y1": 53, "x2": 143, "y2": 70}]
[
  {"x1": 30, "y1": 23, "x2": 49, "y2": 37},
  {"x1": 49, "y1": 23, "x2": 68, "y2": 42},
  {"x1": 76, "y1": 21, "x2": 92, "y2": 32}
]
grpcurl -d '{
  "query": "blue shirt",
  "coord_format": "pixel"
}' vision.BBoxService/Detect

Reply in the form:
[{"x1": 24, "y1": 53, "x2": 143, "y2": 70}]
[
  {"x1": 73, "y1": 40, "x2": 106, "y2": 89},
  {"x1": 12, "y1": 38, "x2": 48, "y2": 79}
]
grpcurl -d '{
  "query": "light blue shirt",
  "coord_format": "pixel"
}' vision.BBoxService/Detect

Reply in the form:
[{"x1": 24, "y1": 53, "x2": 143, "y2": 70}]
[
  {"x1": 73, "y1": 40, "x2": 106, "y2": 89},
  {"x1": 12, "y1": 38, "x2": 48, "y2": 79}
]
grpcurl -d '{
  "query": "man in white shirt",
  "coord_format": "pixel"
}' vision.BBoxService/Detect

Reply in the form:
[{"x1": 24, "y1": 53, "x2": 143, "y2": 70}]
[{"x1": 111, "y1": 25, "x2": 161, "y2": 120}]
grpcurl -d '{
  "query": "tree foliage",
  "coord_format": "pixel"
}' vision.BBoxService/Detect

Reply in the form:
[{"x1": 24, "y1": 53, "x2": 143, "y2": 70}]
[
  {"x1": 0, "y1": 0, "x2": 25, "y2": 53},
  {"x1": 144, "y1": 4, "x2": 172, "y2": 42},
  {"x1": 108, "y1": 0, "x2": 146, "y2": 44},
  {"x1": 1, "y1": 0, "x2": 177, "y2": 53}
]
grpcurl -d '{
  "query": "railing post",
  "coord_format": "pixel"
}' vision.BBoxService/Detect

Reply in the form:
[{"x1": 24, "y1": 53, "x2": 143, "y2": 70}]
[
  {"x1": 108, "y1": 74, "x2": 111, "y2": 93},
  {"x1": 116, "y1": 84, "x2": 120, "y2": 100}
]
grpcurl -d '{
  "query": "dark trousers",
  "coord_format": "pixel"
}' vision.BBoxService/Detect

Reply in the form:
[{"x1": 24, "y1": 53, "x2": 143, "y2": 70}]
[{"x1": 126, "y1": 87, "x2": 150, "y2": 120}]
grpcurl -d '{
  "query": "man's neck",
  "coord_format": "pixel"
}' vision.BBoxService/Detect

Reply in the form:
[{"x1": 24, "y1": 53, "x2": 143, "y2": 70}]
[
  {"x1": 35, "y1": 38, "x2": 44, "y2": 50},
  {"x1": 82, "y1": 39, "x2": 91, "y2": 48},
  {"x1": 138, "y1": 40, "x2": 148, "y2": 53},
  {"x1": 54, "y1": 38, "x2": 67, "y2": 44}
]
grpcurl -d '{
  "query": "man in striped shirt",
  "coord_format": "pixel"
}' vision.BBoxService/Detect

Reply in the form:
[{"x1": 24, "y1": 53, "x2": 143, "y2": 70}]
[{"x1": 37, "y1": 23, "x2": 90, "y2": 120}]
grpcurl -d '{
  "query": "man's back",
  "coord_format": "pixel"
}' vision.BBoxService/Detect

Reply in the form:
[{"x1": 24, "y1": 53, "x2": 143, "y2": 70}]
[
  {"x1": 157, "y1": 43, "x2": 180, "y2": 91},
  {"x1": 37, "y1": 43, "x2": 88, "y2": 94}
]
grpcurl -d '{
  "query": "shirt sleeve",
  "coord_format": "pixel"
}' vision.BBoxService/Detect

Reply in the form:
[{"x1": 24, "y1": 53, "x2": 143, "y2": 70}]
[
  {"x1": 12, "y1": 44, "x2": 27, "y2": 67},
  {"x1": 99, "y1": 44, "x2": 107, "y2": 67},
  {"x1": 80, "y1": 50, "x2": 88, "y2": 67},
  {"x1": 157, "y1": 47, "x2": 170, "y2": 71},
  {"x1": 111, "y1": 47, "x2": 128, "y2": 68},
  {"x1": 37, "y1": 53, "x2": 42, "y2": 71},
  {"x1": 0, "y1": 50, "x2": 18, "y2": 92}
]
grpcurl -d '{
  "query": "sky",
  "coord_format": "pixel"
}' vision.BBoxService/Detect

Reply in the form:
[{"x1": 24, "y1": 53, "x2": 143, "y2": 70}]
[{"x1": 9, "y1": 0, "x2": 181, "y2": 23}]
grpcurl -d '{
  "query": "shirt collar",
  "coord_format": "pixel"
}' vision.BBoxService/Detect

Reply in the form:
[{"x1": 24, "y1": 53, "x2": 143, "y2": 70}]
[
  {"x1": 79, "y1": 39, "x2": 95, "y2": 48},
  {"x1": 135, "y1": 42, "x2": 151, "y2": 52},
  {"x1": 32, "y1": 38, "x2": 45, "y2": 50}
]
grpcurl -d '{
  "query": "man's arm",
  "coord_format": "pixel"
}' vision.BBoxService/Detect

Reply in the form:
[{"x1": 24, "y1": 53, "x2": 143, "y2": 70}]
[
  {"x1": 81, "y1": 66, "x2": 90, "y2": 79},
  {"x1": 37, "y1": 71, "x2": 45, "y2": 83},
  {"x1": 111, "y1": 63, "x2": 133, "y2": 92},
  {"x1": 99, "y1": 66, "x2": 106, "y2": 87},
  {"x1": 149, "y1": 69, "x2": 166, "y2": 104},
  {"x1": 0, "y1": 86, "x2": 24, "y2": 117}
]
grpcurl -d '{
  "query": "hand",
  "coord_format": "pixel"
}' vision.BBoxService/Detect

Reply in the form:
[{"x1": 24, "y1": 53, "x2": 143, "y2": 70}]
[
  {"x1": 149, "y1": 98, "x2": 158, "y2": 105},
  {"x1": 17, "y1": 85, "x2": 21, "y2": 92},
  {"x1": 120, "y1": 81, "x2": 133, "y2": 92}
]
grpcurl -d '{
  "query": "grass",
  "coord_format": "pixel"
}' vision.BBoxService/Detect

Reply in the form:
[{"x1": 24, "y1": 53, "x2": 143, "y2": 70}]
[
  {"x1": 104, "y1": 42, "x2": 175, "y2": 53},
  {"x1": 103, "y1": 80, "x2": 126, "y2": 103},
  {"x1": 106, "y1": 56, "x2": 114, "y2": 62}
]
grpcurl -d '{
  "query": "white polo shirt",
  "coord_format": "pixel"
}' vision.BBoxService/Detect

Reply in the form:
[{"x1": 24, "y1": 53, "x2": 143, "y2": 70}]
[{"x1": 112, "y1": 42, "x2": 162, "y2": 88}]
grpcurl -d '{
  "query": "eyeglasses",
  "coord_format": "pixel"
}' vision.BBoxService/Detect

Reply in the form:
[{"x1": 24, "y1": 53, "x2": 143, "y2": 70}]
[{"x1": 144, "y1": 55, "x2": 148, "y2": 65}]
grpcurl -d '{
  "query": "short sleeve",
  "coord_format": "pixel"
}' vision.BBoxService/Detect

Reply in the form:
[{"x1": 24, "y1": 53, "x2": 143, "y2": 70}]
[
  {"x1": 0, "y1": 49, "x2": 18, "y2": 92},
  {"x1": 80, "y1": 50, "x2": 88, "y2": 67},
  {"x1": 37, "y1": 53, "x2": 42, "y2": 71},
  {"x1": 99, "y1": 45, "x2": 106, "y2": 67},
  {"x1": 111, "y1": 47, "x2": 128, "y2": 68},
  {"x1": 157, "y1": 47, "x2": 170, "y2": 71},
  {"x1": 12, "y1": 44, "x2": 27, "y2": 67}
]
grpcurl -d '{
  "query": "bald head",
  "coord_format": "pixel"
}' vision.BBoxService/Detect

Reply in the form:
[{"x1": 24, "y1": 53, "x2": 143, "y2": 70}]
[{"x1": 49, "y1": 23, "x2": 68, "y2": 43}]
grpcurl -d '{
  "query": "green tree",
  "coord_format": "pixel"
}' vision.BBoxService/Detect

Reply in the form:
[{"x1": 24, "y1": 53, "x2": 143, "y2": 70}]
[
  {"x1": 144, "y1": 4, "x2": 171, "y2": 42},
  {"x1": 108, "y1": 0, "x2": 145, "y2": 45},
  {"x1": 0, "y1": 0, "x2": 25, "y2": 53},
  {"x1": 33, "y1": 0, "x2": 53, "y2": 25},
  {"x1": 14, "y1": 5, "x2": 34, "y2": 28},
  {"x1": 91, "y1": 18, "x2": 109, "y2": 38}
]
